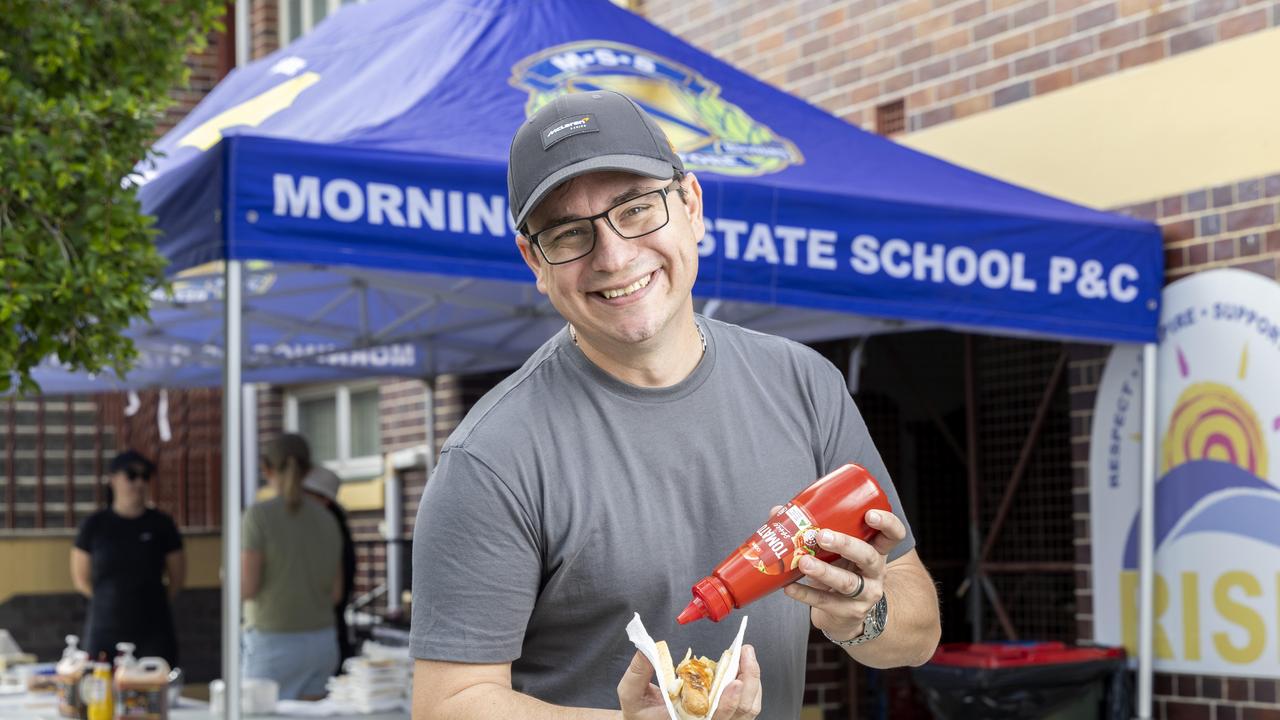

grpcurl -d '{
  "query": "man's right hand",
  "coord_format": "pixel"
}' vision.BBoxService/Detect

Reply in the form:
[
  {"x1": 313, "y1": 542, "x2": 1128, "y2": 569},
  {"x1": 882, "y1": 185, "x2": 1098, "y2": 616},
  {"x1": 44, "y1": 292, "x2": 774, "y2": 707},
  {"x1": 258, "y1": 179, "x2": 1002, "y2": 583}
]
[{"x1": 617, "y1": 645, "x2": 762, "y2": 720}]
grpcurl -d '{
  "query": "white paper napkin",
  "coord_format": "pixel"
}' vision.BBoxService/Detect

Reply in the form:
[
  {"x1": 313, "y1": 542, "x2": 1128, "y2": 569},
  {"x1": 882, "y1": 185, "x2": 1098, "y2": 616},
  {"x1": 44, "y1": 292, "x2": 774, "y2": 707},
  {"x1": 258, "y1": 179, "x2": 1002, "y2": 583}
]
[{"x1": 625, "y1": 613, "x2": 749, "y2": 720}]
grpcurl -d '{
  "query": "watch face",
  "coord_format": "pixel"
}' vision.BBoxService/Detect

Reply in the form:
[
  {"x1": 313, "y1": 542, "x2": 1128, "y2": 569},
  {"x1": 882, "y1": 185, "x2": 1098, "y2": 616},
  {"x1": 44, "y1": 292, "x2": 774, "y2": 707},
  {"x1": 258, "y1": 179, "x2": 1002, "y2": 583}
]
[
  {"x1": 825, "y1": 595, "x2": 889, "y2": 646},
  {"x1": 866, "y1": 596, "x2": 887, "y2": 637}
]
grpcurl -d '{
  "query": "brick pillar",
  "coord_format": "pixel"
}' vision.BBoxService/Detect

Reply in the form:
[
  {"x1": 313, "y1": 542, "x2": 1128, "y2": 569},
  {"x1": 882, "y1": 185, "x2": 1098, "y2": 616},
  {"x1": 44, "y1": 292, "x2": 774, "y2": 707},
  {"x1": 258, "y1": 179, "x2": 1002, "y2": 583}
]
[
  {"x1": 430, "y1": 375, "x2": 465, "y2": 459},
  {"x1": 248, "y1": 0, "x2": 279, "y2": 60},
  {"x1": 378, "y1": 379, "x2": 431, "y2": 455},
  {"x1": 1066, "y1": 343, "x2": 1109, "y2": 646},
  {"x1": 256, "y1": 384, "x2": 284, "y2": 444},
  {"x1": 157, "y1": 14, "x2": 230, "y2": 135}
]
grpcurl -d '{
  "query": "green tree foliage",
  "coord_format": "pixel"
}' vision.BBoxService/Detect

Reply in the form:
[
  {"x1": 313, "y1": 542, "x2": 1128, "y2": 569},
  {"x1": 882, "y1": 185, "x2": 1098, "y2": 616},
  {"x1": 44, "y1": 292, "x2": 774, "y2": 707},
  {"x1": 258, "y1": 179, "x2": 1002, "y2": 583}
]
[{"x1": 0, "y1": 0, "x2": 225, "y2": 393}]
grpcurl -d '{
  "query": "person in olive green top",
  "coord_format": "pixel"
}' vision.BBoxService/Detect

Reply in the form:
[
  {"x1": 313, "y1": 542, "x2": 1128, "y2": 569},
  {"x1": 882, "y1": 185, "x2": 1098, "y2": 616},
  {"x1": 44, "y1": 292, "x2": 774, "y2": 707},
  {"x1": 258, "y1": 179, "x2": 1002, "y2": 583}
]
[{"x1": 242, "y1": 434, "x2": 343, "y2": 700}]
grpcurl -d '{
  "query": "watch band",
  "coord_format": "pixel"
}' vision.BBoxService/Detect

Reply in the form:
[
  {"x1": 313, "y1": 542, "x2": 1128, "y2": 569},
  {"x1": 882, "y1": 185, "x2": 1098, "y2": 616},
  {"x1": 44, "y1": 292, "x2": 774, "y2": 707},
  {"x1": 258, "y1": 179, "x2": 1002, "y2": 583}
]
[{"x1": 823, "y1": 595, "x2": 887, "y2": 647}]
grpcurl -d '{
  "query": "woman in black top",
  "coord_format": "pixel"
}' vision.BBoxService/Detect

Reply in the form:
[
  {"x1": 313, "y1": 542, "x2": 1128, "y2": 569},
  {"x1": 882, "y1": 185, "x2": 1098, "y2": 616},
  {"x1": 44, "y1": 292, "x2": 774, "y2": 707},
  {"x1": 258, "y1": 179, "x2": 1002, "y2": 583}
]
[{"x1": 70, "y1": 450, "x2": 185, "y2": 666}]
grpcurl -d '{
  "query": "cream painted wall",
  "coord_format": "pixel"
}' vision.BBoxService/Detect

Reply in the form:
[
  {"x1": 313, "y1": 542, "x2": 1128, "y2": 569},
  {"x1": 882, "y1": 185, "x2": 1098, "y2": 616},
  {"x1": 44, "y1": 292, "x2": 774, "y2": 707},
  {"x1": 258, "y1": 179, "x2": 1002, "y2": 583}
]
[
  {"x1": 256, "y1": 475, "x2": 385, "y2": 511},
  {"x1": 183, "y1": 534, "x2": 222, "y2": 588},
  {"x1": 0, "y1": 533, "x2": 223, "y2": 604},
  {"x1": 901, "y1": 28, "x2": 1280, "y2": 209}
]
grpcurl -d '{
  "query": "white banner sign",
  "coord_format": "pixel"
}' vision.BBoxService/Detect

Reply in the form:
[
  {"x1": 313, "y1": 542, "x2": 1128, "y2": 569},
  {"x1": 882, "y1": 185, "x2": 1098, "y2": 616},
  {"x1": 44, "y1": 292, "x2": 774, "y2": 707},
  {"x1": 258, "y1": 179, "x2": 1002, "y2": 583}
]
[{"x1": 1090, "y1": 269, "x2": 1280, "y2": 677}]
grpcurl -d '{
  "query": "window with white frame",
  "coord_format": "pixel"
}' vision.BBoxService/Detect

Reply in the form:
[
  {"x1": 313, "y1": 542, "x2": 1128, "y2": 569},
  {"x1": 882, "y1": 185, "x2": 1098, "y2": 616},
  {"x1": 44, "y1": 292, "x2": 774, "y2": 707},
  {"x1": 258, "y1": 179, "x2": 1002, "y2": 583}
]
[
  {"x1": 279, "y1": 0, "x2": 368, "y2": 44},
  {"x1": 282, "y1": 0, "x2": 635, "y2": 42},
  {"x1": 285, "y1": 382, "x2": 382, "y2": 479}
]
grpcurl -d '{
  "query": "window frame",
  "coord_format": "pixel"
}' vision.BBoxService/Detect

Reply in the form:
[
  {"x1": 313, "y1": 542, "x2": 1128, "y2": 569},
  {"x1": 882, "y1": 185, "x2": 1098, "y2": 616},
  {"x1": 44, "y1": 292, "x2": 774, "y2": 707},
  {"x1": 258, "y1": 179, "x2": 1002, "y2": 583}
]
[
  {"x1": 278, "y1": 0, "x2": 369, "y2": 44},
  {"x1": 281, "y1": 0, "x2": 631, "y2": 42},
  {"x1": 284, "y1": 380, "x2": 382, "y2": 480}
]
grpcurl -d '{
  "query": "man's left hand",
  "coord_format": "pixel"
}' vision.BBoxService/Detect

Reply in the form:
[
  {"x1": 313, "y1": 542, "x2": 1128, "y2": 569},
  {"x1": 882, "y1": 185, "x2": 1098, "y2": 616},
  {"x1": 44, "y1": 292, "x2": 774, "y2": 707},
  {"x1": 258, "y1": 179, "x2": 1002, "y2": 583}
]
[{"x1": 781, "y1": 508, "x2": 908, "y2": 641}]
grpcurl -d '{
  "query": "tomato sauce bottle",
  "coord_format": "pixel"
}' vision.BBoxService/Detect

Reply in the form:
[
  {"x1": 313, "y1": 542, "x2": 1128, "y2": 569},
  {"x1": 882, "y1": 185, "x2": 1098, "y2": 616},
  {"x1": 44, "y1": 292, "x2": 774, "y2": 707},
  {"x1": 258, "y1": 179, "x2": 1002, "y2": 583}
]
[{"x1": 677, "y1": 463, "x2": 892, "y2": 624}]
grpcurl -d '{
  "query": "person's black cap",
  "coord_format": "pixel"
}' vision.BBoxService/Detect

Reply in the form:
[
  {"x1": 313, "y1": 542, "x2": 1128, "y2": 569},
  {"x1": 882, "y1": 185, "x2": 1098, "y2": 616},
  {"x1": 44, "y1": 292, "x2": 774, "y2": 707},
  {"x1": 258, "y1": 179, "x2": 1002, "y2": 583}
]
[
  {"x1": 507, "y1": 90, "x2": 684, "y2": 231},
  {"x1": 109, "y1": 449, "x2": 156, "y2": 477}
]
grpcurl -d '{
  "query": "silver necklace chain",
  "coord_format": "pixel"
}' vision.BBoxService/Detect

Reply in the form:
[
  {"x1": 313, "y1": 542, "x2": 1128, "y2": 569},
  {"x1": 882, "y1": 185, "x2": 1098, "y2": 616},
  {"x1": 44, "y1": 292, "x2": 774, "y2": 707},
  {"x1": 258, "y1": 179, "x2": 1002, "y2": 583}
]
[{"x1": 568, "y1": 323, "x2": 706, "y2": 354}]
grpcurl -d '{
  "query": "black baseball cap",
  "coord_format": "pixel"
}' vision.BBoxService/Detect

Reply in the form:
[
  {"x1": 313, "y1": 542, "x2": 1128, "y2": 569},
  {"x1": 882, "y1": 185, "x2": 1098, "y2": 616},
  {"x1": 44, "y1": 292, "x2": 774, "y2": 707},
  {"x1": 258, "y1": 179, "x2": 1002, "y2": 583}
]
[
  {"x1": 109, "y1": 449, "x2": 155, "y2": 477},
  {"x1": 507, "y1": 90, "x2": 684, "y2": 231}
]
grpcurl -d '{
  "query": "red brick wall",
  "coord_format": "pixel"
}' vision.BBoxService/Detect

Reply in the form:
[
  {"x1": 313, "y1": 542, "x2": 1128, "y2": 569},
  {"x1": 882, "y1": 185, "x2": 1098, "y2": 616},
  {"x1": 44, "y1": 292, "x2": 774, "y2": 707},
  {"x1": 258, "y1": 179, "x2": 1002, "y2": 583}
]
[
  {"x1": 430, "y1": 375, "x2": 465, "y2": 457},
  {"x1": 250, "y1": 0, "x2": 280, "y2": 60},
  {"x1": 804, "y1": 626, "x2": 854, "y2": 713},
  {"x1": 1066, "y1": 342, "x2": 1107, "y2": 644},
  {"x1": 378, "y1": 379, "x2": 431, "y2": 455},
  {"x1": 1154, "y1": 174, "x2": 1280, "y2": 281},
  {"x1": 154, "y1": 0, "x2": 273, "y2": 138},
  {"x1": 427, "y1": 370, "x2": 514, "y2": 461},
  {"x1": 639, "y1": 0, "x2": 1280, "y2": 131},
  {"x1": 105, "y1": 389, "x2": 225, "y2": 529},
  {"x1": 256, "y1": 384, "x2": 284, "y2": 445},
  {"x1": 158, "y1": 5, "x2": 232, "y2": 135}
]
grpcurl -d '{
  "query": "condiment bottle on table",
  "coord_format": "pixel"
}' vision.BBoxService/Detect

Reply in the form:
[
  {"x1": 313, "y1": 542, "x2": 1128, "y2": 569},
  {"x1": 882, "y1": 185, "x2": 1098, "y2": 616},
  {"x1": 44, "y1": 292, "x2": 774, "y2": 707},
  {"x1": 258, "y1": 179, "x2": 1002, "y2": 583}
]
[
  {"x1": 80, "y1": 654, "x2": 113, "y2": 720},
  {"x1": 113, "y1": 642, "x2": 170, "y2": 720},
  {"x1": 55, "y1": 634, "x2": 89, "y2": 719}
]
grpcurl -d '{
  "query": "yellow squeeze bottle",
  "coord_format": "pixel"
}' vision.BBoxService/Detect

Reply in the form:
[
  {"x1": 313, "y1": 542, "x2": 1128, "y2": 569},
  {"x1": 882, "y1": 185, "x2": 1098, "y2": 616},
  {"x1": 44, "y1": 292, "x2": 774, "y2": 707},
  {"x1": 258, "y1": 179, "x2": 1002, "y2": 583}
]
[{"x1": 82, "y1": 658, "x2": 113, "y2": 720}]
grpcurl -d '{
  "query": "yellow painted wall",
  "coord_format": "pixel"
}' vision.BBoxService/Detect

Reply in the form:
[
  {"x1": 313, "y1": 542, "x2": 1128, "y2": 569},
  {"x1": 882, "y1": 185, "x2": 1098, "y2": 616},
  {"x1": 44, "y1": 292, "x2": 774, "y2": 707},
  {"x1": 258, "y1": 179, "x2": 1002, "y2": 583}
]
[
  {"x1": 183, "y1": 534, "x2": 223, "y2": 588},
  {"x1": 256, "y1": 476, "x2": 384, "y2": 511},
  {"x1": 337, "y1": 476, "x2": 384, "y2": 512},
  {"x1": 0, "y1": 533, "x2": 223, "y2": 604},
  {"x1": 901, "y1": 28, "x2": 1280, "y2": 208}
]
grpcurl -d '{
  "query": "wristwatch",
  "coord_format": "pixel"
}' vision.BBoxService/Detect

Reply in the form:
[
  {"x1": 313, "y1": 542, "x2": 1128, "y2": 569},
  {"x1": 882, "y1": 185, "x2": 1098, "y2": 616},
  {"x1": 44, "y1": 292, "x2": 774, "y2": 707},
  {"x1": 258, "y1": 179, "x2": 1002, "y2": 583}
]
[{"x1": 823, "y1": 595, "x2": 888, "y2": 647}]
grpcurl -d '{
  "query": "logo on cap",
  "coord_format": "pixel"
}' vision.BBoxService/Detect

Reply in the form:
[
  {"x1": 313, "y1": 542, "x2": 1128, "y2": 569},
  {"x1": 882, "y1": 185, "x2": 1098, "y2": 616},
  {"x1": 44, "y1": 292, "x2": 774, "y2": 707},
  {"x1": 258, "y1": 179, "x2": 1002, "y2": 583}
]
[
  {"x1": 510, "y1": 41, "x2": 802, "y2": 176},
  {"x1": 542, "y1": 114, "x2": 598, "y2": 148}
]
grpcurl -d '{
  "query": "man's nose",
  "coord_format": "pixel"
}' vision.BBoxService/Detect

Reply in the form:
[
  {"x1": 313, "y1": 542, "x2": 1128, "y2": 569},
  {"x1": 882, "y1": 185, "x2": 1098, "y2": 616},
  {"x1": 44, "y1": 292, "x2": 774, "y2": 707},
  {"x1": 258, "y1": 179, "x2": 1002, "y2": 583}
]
[{"x1": 590, "y1": 218, "x2": 639, "y2": 271}]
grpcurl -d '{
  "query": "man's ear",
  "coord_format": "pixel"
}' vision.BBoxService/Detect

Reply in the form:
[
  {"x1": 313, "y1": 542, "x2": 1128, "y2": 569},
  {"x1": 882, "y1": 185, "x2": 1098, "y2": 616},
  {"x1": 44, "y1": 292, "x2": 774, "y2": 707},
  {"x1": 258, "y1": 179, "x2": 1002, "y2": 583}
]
[
  {"x1": 681, "y1": 172, "x2": 705, "y2": 244},
  {"x1": 515, "y1": 234, "x2": 549, "y2": 295}
]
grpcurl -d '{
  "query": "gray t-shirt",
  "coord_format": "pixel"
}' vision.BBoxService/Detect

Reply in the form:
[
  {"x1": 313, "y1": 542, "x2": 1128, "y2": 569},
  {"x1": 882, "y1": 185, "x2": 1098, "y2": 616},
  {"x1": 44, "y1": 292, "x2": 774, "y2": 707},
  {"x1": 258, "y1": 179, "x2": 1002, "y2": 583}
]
[{"x1": 410, "y1": 316, "x2": 913, "y2": 717}]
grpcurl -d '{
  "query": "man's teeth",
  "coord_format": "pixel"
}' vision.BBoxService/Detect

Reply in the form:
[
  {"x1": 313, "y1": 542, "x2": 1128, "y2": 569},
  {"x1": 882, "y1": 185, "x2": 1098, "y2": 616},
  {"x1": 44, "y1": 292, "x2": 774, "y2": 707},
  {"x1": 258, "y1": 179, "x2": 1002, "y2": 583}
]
[{"x1": 600, "y1": 273, "x2": 651, "y2": 299}]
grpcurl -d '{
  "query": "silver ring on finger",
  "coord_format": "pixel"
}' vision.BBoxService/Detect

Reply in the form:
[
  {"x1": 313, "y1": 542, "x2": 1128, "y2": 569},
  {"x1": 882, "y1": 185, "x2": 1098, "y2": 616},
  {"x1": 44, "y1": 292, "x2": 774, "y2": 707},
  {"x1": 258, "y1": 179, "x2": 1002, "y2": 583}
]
[{"x1": 842, "y1": 573, "x2": 865, "y2": 599}]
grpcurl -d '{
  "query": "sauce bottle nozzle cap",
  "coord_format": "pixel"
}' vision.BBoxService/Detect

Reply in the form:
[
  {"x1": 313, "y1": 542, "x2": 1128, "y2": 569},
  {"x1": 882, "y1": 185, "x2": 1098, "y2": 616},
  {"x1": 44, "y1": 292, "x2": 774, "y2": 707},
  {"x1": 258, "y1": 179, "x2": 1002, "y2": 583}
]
[{"x1": 677, "y1": 599, "x2": 707, "y2": 625}]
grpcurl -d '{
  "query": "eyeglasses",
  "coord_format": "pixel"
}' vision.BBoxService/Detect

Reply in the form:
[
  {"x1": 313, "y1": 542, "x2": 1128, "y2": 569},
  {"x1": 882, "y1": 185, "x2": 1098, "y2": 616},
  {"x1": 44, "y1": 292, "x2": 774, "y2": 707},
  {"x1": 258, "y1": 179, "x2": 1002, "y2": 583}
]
[
  {"x1": 125, "y1": 470, "x2": 150, "y2": 483},
  {"x1": 525, "y1": 180, "x2": 682, "y2": 265}
]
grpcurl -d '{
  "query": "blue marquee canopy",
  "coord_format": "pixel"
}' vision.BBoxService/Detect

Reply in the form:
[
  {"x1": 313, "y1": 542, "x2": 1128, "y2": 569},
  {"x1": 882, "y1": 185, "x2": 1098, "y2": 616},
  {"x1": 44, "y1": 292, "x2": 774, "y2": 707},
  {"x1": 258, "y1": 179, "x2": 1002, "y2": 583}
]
[{"x1": 34, "y1": 0, "x2": 1162, "y2": 391}]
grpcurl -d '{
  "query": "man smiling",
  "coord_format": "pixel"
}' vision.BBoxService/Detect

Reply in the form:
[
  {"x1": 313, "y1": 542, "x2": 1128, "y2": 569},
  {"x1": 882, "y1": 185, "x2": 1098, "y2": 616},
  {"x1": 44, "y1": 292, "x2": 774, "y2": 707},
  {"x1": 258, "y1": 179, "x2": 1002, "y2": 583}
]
[
  {"x1": 410, "y1": 90, "x2": 940, "y2": 720},
  {"x1": 516, "y1": 169, "x2": 702, "y2": 387}
]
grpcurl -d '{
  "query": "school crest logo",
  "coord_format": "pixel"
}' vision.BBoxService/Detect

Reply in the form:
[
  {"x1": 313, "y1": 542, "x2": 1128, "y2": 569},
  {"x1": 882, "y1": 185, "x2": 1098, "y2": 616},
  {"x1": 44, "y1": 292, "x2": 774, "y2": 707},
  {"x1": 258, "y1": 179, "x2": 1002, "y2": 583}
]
[
  {"x1": 1090, "y1": 269, "x2": 1280, "y2": 677},
  {"x1": 157, "y1": 261, "x2": 278, "y2": 304},
  {"x1": 510, "y1": 41, "x2": 802, "y2": 176}
]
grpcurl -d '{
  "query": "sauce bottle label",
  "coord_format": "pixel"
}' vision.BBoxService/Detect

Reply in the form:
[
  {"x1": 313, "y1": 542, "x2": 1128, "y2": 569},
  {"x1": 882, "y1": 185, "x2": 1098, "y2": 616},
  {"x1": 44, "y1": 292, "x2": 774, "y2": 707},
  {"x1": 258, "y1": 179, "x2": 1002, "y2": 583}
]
[
  {"x1": 737, "y1": 503, "x2": 822, "y2": 575},
  {"x1": 56, "y1": 677, "x2": 82, "y2": 718},
  {"x1": 117, "y1": 686, "x2": 165, "y2": 719}
]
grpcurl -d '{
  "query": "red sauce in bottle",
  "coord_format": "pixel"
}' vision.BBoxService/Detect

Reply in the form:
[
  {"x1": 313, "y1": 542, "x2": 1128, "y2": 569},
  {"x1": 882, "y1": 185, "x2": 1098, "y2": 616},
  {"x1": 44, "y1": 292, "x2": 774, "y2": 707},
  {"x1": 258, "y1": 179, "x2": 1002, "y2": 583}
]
[{"x1": 677, "y1": 463, "x2": 892, "y2": 624}]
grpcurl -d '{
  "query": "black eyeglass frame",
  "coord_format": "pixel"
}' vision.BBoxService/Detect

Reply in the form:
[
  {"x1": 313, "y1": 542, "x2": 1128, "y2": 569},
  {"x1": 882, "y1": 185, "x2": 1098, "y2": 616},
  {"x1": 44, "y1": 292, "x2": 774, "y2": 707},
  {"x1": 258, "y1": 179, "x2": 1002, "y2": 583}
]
[{"x1": 524, "y1": 180, "x2": 683, "y2": 265}]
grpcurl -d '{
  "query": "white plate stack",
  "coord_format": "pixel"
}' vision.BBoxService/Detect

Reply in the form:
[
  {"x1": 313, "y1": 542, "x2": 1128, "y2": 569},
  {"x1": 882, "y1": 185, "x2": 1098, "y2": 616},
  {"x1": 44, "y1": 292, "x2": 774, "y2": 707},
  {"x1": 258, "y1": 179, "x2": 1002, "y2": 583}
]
[{"x1": 325, "y1": 642, "x2": 412, "y2": 714}]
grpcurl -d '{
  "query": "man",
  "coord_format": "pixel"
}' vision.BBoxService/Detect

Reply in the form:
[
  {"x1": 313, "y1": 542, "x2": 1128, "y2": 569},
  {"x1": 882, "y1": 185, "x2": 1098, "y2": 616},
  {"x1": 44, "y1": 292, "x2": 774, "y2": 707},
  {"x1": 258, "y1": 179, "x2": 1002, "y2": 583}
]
[{"x1": 410, "y1": 91, "x2": 940, "y2": 719}]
